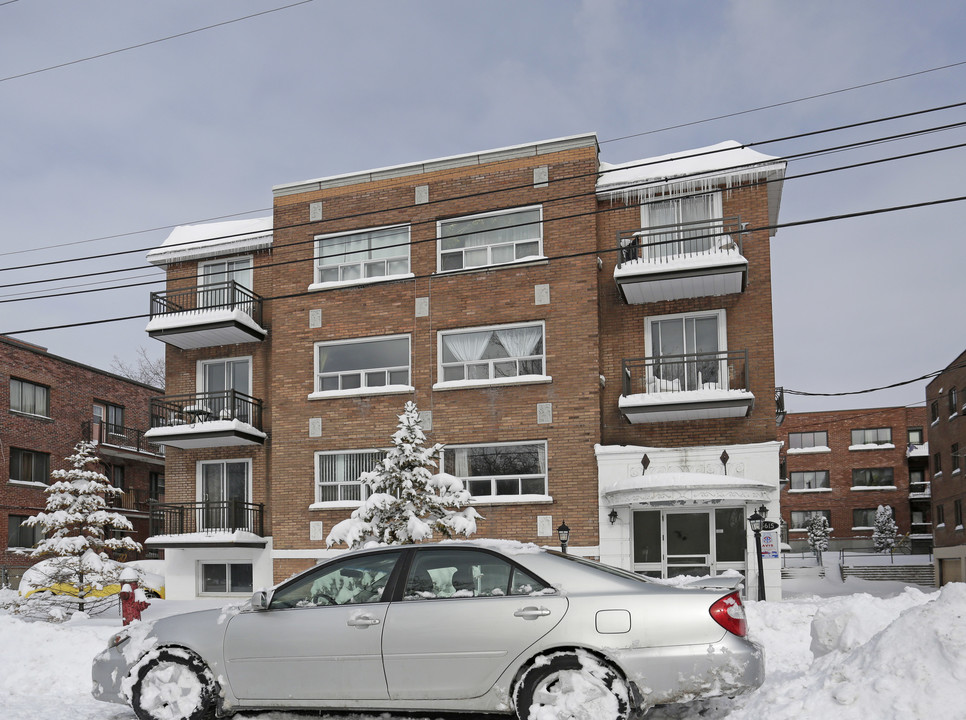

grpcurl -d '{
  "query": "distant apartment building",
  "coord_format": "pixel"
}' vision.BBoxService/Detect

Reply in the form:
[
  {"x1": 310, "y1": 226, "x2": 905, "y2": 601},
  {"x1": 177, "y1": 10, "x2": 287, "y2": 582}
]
[
  {"x1": 1, "y1": 336, "x2": 164, "y2": 587},
  {"x1": 927, "y1": 349, "x2": 966, "y2": 584},
  {"x1": 143, "y1": 134, "x2": 788, "y2": 600},
  {"x1": 778, "y1": 406, "x2": 930, "y2": 554}
]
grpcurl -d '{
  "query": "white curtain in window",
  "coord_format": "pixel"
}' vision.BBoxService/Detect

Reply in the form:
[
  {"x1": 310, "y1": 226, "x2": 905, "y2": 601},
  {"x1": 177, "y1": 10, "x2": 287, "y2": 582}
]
[
  {"x1": 444, "y1": 331, "x2": 490, "y2": 363},
  {"x1": 495, "y1": 326, "x2": 542, "y2": 359}
]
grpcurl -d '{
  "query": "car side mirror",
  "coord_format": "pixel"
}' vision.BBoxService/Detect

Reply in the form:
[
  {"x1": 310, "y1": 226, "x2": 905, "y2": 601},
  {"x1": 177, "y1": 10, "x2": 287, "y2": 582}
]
[{"x1": 251, "y1": 589, "x2": 271, "y2": 611}]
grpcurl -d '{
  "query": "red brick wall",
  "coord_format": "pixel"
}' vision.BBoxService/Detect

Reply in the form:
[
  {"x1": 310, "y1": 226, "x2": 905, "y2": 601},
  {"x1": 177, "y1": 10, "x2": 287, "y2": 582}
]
[{"x1": 926, "y1": 349, "x2": 966, "y2": 549}]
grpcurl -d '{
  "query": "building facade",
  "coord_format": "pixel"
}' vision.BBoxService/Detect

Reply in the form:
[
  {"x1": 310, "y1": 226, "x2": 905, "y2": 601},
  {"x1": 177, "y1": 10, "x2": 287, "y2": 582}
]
[
  {"x1": 144, "y1": 135, "x2": 787, "y2": 600},
  {"x1": 927, "y1": 349, "x2": 966, "y2": 584},
  {"x1": 1, "y1": 335, "x2": 164, "y2": 588},
  {"x1": 778, "y1": 406, "x2": 930, "y2": 555}
]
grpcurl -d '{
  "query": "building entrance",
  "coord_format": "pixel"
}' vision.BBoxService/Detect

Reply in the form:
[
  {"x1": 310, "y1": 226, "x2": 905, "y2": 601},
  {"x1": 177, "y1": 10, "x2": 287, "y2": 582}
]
[{"x1": 632, "y1": 508, "x2": 746, "y2": 579}]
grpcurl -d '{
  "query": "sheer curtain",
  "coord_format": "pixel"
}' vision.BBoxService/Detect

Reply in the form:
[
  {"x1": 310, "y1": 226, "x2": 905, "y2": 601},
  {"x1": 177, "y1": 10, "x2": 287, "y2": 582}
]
[
  {"x1": 495, "y1": 326, "x2": 542, "y2": 360},
  {"x1": 444, "y1": 330, "x2": 490, "y2": 363}
]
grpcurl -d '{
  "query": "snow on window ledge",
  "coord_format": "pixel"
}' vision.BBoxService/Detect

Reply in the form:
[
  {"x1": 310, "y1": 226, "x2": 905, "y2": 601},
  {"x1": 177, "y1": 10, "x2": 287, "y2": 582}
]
[
  {"x1": 953, "y1": 469, "x2": 962, "y2": 476},
  {"x1": 848, "y1": 443, "x2": 896, "y2": 451},
  {"x1": 851, "y1": 526, "x2": 874, "y2": 531},
  {"x1": 468, "y1": 494, "x2": 553, "y2": 506},
  {"x1": 934, "y1": 471, "x2": 944, "y2": 479},
  {"x1": 309, "y1": 500, "x2": 363, "y2": 510},
  {"x1": 9, "y1": 410, "x2": 52, "y2": 421},
  {"x1": 8, "y1": 479, "x2": 48, "y2": 489},
  {"x1": 851, "y1": 485, "x2": 897, "y2": 491},
  {"x1": 787, "y1": 488, "x2": 832, "y2": 493},
  {"x1": 433, "y1": 375, "x2": 552, "y2": 392},
  {"x1": 307, "y1": 272, "x2": 415, "y2": 293},
  {"x1": 957, "y1": 525, "x2": 965, "y2": 533},
  {"x1": 787, "y1": 446, "x2": 831, "y2": 455},
  {"x1": 308, "y1": 385, "x2": 414, "y2": 401},
  {"x1": 949, "y1": 413, "x2": 959, "y2": 421},
  {"x1": 936, "y1": 523, "x2": 946, "y2": 529}
]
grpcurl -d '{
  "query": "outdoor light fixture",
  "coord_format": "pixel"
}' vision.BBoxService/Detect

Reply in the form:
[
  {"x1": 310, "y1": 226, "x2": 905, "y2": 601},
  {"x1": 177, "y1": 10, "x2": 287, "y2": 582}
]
[
  {"x1": 748, "y1": 506, "x2": 767, "y2": 601},
  {"x1": 608, "y1": 509, "x2": 618, "y2": 525},
  {"x1": 557, "y1": 521, "x2": 571, "y2": 554}
]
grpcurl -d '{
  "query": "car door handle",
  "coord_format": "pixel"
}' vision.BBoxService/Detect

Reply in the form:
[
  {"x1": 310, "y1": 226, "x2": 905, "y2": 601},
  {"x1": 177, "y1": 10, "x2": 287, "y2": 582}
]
[
  {"x1": 514, "y1": 606, "x2": 551, "y2": 619},
  {"x1": 347, "y1": 616, "x2": 381, "y2": 628}
]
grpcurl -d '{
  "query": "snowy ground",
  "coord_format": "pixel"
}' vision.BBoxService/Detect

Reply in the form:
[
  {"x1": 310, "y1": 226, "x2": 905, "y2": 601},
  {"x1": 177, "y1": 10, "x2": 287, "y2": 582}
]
[{"x1": 1, "y1": 573, "x2": 963, "y2": 720}]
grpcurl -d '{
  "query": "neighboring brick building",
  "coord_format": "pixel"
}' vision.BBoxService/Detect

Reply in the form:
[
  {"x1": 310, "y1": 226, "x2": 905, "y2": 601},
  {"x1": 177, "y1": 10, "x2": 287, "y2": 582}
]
[
  {"x1": 927, "y1": 349, "x2": 966, "y2": 584},
  {"x1": 778, "y1": 406, "x2": 930, "y2": 555},
  {"x1": 1, "y1": 335, "x2": 164, "y2": 588},
  {"x1": 144, "y1": 135, "x2": 788, "y2": 600}
]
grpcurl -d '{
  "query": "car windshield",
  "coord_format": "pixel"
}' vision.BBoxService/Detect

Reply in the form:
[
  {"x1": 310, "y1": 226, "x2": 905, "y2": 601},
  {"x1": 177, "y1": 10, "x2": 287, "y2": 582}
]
[{"x1": 545, "y1": 551, "x2": 659, "y2": 584}]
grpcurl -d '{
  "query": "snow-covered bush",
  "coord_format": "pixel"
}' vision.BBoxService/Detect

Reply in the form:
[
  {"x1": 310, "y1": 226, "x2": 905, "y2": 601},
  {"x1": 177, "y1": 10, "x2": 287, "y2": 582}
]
[
  {"x1": 806, "y1": 514, "x2": 831, "y2": 565},
  {"x1": 872, "y1": 504, "x2": 898, "y2": 553},
  {"x1": 15, "y1": 441, "x2": 142, "y2": 619},
  {"x1": 326, "y1": 402, "x2": 481, "y2": 548}
]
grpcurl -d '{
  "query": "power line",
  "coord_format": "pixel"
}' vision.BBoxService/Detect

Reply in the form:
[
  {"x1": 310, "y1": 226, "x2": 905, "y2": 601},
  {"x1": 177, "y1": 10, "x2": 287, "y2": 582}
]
[{"x1": 0, "y1": 0, "x2": 317, "y2": 84}]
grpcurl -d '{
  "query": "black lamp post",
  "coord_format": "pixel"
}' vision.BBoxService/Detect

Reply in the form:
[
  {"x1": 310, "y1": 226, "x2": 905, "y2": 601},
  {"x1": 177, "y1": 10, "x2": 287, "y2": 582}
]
[
  {"x1": 557, "y1": 521, "x2": 570, "y2": 554},
  {"x1": 748, "y1": 505, "x2": 767, "y2": 601}
]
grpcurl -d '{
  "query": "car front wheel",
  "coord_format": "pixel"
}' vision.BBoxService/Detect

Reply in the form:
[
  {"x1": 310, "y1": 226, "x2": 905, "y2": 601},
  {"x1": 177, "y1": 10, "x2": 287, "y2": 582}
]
[
  {"x1": 514, "y1": 651, "x2": 632, "y2": 720},
  {"x1": 131, "y1": 649, "x2": 217, "y2": 720}
]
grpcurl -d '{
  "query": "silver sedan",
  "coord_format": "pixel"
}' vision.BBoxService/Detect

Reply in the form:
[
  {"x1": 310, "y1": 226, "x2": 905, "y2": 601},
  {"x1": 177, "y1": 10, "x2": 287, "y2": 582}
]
[{"x1": 92, "y1": 542, "x2": 763, "y2": 720}]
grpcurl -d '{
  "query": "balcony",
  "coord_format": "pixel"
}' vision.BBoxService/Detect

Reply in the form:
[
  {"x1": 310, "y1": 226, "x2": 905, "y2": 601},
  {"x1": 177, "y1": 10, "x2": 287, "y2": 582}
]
[
  {"x1": 82, "y1": 420, "x2": 165, "y2": 465},
  {"x1": 615, "y1": 217, "x2": 747, "y2": 304},
  {"x1": 620, "y1": 350, "x2": 754, "y2": 423},
  {"x1": 146, "y1": 280, "x2": 267, "y2": 349},
  {"x1": 144, "y1": 390, "x2": 266, "y2": 449},
  {"x1": 909, "y1": 481, "x2": 932, "y2": 499},
  {"x1": 148, "y1": 500, "x2": 266, "y2": 548}
]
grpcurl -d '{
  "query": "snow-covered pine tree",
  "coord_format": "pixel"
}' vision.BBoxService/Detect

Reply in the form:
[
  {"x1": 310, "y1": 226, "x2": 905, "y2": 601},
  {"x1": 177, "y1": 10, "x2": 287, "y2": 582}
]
[
  {"x1": 327, "y1": 401, "x2": 481, "y2": 549},
  {"x1": 806, "y1": 513, "x2": 831, "y2": 565},
  {"x1": 20, "y1": 440, "x2": 142, "y2": 617},
  {"x1": 872, "y1": 504, "x2": 898, "y2": 553}
]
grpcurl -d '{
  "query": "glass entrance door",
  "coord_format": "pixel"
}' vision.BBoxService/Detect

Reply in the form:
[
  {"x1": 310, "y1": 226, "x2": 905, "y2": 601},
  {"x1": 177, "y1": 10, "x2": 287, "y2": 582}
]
[
  {"x1": 632, "y1": 508, "x2": 747, "y2": 579},
  {"x1": 665, "y1": 512, "x2": 711, "y2": 578}
]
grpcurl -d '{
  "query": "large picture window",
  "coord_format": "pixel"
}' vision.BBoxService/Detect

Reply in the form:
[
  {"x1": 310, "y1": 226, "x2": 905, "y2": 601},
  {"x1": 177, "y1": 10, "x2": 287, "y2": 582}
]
[
  {"x1": 789, "y1": 510, "x2": 831, "y2": 531},
  {"x1": 201, "y1": 562, "x2": 253, "y2": 595},
  {"x1": 438, "y1": 322, "x2": 545, "y2": 384},
  {"x1": 315, "y1": 225, "x2": 410, "y2": 285},
  {"x1": 441, "y1": 442, "x2": 547, "y2": 498},
  {"x1": 7, "y1": 514, "x2": 43, "y2": 549},
  {"x1": 315, "y1": 450, "x2": 385, "y2": 503},
  {"x1": 789, "y1": 471, "x2": 830, "y2": 491},
  {"x1": 850, "y1": 428, "x2": 893, "y2": 447},
  {"x1": 438, "y1": 206, "x2": 542, "y2": 271},
  {"x1": 10, "y1": 448, "x2": 50, "y2": 484},
  {"x1": 315, "y1": 335, "x2": 411, "y2": 393},
  {"x1": 852, "y1": 468, "x2": 895, "y2": 488},
  {"x1": 852, "y1": 507, "x2": 892, "y2": 529},
  {"x1": 789, "y1": 431, "x2": 828, "y2": 450},
  {"x1": 10, "y1": 378, "x2": 50, "y2": 417}
]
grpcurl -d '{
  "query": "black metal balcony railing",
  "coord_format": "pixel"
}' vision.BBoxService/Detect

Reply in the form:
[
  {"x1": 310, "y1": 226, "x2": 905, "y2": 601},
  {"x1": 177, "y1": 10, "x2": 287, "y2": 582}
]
[
  {"x1": 622, "y1": 350, "x2": 750, "y2": 397},
  {"x1": 83, "y1": 420, "x2": 165, "y2": 457},
  {"x1": 149, "y1": 280, "x2": 263, "y2": 326},
  {"x1": 149, "y1": 390, "x2": 263, "y2": 431},
  {"x1": 107, "y1": 487, "x2": 153, "y2": 512},
  {"x1": 150, "y1": 500, "x2": 264, "y2": 537},
  {"x1": 616, "y1": 216, "x2": 745, "y2": 268}
]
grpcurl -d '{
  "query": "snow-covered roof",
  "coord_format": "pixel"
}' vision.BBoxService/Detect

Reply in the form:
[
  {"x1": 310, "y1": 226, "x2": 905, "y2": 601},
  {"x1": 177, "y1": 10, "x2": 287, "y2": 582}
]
[
  {"x1": 597, "y1": 141, "x2": 786, "y2": 231},
  {"x1": 146, "y1": 216, "x2": 273, "y2": 266}
]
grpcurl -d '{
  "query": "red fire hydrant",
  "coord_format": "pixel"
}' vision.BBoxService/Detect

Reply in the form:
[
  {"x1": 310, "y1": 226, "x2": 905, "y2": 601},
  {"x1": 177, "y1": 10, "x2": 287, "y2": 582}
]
[{"x1": 119, "y1": 569, "x2": 150, "y2": 626}]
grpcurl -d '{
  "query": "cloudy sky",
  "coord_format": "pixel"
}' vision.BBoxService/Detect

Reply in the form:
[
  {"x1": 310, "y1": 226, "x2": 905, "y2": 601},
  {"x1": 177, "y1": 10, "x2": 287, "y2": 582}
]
[{"x1": 2, "y1": 0, "x2": 964, "y2": 413}]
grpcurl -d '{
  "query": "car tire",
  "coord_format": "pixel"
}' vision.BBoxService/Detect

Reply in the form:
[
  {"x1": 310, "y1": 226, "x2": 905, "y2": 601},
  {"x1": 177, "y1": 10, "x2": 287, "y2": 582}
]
[
  {"x1": 514, "y1": 652, "x2": 632, "y2": 720},
  {"x1": 130, "y1": 649, "x2": 217, "y2": 720}
]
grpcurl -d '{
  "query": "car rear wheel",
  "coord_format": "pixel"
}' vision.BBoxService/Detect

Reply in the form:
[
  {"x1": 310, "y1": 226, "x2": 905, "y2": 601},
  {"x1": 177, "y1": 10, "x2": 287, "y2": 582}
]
[
  {"x1": 514, "y1": 651, "x2": 632, "y2": 720},
  {"x1": 131, "y1": 649, "x2": 217, "y2": 720}
]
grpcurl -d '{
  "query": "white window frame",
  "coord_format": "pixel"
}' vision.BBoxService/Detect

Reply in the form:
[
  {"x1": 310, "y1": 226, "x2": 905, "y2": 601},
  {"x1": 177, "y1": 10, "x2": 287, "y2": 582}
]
[
  {"x1": 440, "y1": 440, "x2": 549, "y2": 500},
  {"x1": 640, "y1": 191, "x2": 724, "y2": 259},
  {"x1": 198, "y1": 256, "x2": 254, "y2": 310},
  {"x1": 311, "y1": 224, "x2": 411, "y2": 289},
  {"x1": 788, "y1": 470, "x2": 831, "y2": 492},
  {"x1": 435, "y1": 321, "x2": 548, "y2": 390},
  {"x1": 195, "y1": 458, "x2": 252, "y2": 505},
  {"x1": 643, "y1": 309, "x2": 728, "y2": 392},
  {"x1": 437, "y1": 205, "x2": 543, "y2": 272},
  {"x1": 311, "y1": 334, "x2": 412, "y2": 399},
  {"x1": 198, "y1": 560, "x2": 255, "y2": 596},
  {"x1": 789, "y1": 509, "x2": 831, "y2": 532},
  {"x1": 312, "y1": 449, "x2": 386, "y2": 508},
  {"x1": 196, "y1": 355, "x2": 253, "y2": 395}
]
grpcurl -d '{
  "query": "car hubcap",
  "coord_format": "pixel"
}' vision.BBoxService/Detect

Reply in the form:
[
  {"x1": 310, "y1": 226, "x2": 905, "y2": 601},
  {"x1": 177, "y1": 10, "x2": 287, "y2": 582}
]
[
  {"x1": 140, "y1": 661, "x2": 205, "y2": 718},
  {"x1": 531, "y1": 669, "x2": 621, "y2": 720}
]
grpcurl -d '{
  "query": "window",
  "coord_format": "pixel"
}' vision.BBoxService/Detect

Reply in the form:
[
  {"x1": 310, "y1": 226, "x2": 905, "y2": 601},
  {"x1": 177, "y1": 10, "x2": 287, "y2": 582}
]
[
  {"x1": 937, "y1": 504, "x2": 945, "y2": 527},
  {"x1": 315, "y1": 225, "x2": 410, "y2": 285},
  {"x1": 953, "y1": 443, "x2": 961, "y2": 474},
  {"x1": 270, "y1": 550, "x2": 402, "y2": 608},
  {"x1": 201, "y1": 562, "x2": 253, "y2": 595},
  {"x1": 931, "y1": 400, "x2": 940, "y2": 423},
  {"x1": 934, "y1": 452, "x2": 943, "y2": 476},
  {"x1": 438, "y1": 322, "x2": 545, "y2": 384},
  {"x1": 909, "y1": 469, "x2": 927, "y2": 491},
  {"x1": 199, "y1": 257, "x2": 253, "y2": 310},
  {"x1": 646, "y1": 310, "x2": 726, "y2": 392},
  {"x1": 402, "y1": 548, "x2": 550, "y2": 600},
  {"x1": 315, "y1": 335, "x2": 410, "y2": 393},
  {"x1": 852, "y1": 468, "x2": 895, "y2": 487},
  {"x1": 850, "y1": 428, "x2": 893, "y2": 446},
  {"x1": 789, "y1": 431, "x2": 828, "y2": 450},
  {"x1": 149, "y1": 472, "x2": 165, "y2": 502},
  {"x1": 200, "y1": 357, "x2": 252, "y2": 421},
  {"x1": 438, "y1": 206, "x2": 542, "y2": 271},
  {"x1": 954, "y1": 499, "x2": 963, "y2": 528},
  {"x1": 111, "y1": 465, "x2": 125, "y2": 490},
  {"x1": 315, "y1": 450, "x2": 385, "y2": 503},
  {"x1": 790, "y1": 510, "x2": 831, "y2": 530},
  {"x1": 198, "y1": 459, "x2": 250, "y2": 530},
  {"x1": 10, "y1": 448, "x2": 50, "y2": 484},
  {"x1": 641, "y1": 192, "x2": 723, "y2": 259},
  {"x1": 93, "y1": 402, "x2": 125, "y2": 440},
  {"x1": 853, "y1": 508, "x2": 889, "y2": 529},
  {"x1": 441, "y1": 442, "x2": 547, "y2": 498},
  {"x1": 789, "y1": 471, "x2": 830, "y2": 490},
  {"x1": 10, "y1": 378, "x2": 49, "y2": 417},
  {"x1": 908, "y1": 427, "x2": 924, "y2": 445},
  {"x1": 951, "y1": 388, "x2": 959, "y2": 416},
  {"x1": 7, "y1": 514, "x2": 42, "y2": 548}
]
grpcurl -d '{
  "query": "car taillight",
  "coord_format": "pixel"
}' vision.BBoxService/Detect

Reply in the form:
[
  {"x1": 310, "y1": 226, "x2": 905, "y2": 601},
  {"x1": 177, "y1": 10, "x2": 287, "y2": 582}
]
[{"x1": 709, "y1": 591, "x2": 747, "y2": 637}]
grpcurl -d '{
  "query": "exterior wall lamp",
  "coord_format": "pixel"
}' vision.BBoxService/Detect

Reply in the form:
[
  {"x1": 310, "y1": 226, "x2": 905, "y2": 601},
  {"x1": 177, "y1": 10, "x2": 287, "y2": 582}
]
[{"x1": 608, "y1": 509, "x2": 618, "y2": 525}]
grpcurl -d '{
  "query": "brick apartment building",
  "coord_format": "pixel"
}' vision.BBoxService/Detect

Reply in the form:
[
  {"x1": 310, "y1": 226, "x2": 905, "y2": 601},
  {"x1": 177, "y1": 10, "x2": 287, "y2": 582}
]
[
  {"x1": 778, "y1": 406, "x2": 930, "y2": 555},
  {"x1": 927, "y1": 349, "x2": 966, "y2": 584},
  {"x1": 143, "y1": 134, "x2": 788, "y2": 600},
  {"x1": 1, "y1": 335, "x2": 164, "y2": 588}
]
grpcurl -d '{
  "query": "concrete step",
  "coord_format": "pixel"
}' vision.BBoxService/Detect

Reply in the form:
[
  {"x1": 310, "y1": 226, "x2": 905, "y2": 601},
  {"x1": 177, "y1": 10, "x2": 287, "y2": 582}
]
[
  {"x1": 840, "y1": 564, "x2": 936, "y2": 585},
  {"x1": 781, "y1": 566, "x2": 826, "y2": 580}
]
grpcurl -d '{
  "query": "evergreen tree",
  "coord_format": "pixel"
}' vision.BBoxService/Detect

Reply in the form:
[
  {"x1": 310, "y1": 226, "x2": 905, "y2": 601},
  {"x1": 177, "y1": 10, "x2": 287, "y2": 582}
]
[
  {"x1": 327, "y1": 402, "x2": 481, "y2": 548},
  {"x1": 20, "y1": 441, "x2": 142, "y2": 616},
  {"x1": 806, "y1": 514, "x2": 831, "y2": 565},
  {"x1": 872, "y1": 504, "x2": 899, "y2": 553}
]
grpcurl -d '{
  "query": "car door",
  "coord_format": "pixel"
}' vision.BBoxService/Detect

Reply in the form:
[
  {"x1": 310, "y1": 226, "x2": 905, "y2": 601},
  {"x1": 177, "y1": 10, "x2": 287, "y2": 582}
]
[
  {"x1": 382, "y1": 548, "x2": 567, "y2": 700},
  {"x1": 223, "y1": 550, "x2": 401, "y2": 702}
]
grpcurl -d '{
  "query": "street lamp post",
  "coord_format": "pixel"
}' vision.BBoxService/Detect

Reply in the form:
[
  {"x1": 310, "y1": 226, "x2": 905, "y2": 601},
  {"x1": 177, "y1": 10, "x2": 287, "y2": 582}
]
[
  {"x1": 748, "y1": 505, "x2": 767, "y2": 601},
  {"x1": 557, "y1": 521, "x2": 570, "y2": 554}
]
